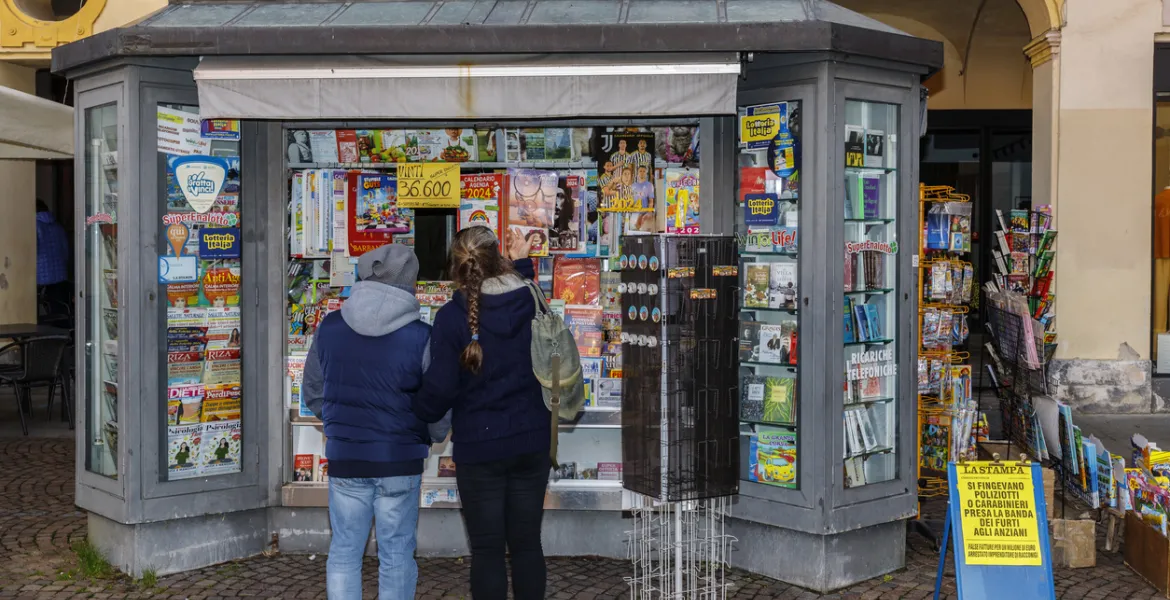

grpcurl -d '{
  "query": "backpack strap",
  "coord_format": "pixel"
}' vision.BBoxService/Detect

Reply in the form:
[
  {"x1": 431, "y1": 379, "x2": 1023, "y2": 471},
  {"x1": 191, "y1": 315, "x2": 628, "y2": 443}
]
[
  {"x1": 549, "y1": 353, "x2": 561, "y2": 469},
  {"x1": 525, "y1": 280, "x2": 550, "y2": 317}
]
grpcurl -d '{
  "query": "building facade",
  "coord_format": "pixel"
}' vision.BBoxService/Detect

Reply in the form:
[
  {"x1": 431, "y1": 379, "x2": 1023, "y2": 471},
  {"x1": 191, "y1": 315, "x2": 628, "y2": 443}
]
[{"x1": 0, "y1": 0, "x2": 164, "y2": 325}]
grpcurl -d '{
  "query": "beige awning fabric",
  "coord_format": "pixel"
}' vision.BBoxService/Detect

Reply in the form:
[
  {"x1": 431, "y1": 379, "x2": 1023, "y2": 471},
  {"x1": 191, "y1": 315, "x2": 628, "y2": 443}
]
[
  {"x1": 194, "y1": 53, "x2": 741, "y2": 121},
  {"x1": 0, "y1": 86, "x2": 73, "y2": 159}
]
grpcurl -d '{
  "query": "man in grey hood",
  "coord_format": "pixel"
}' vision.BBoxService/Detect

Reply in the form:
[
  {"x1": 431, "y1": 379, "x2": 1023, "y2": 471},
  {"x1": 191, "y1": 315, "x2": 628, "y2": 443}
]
[{"x1": 300, "y1": 243, "x2": 449, "y2": 600}]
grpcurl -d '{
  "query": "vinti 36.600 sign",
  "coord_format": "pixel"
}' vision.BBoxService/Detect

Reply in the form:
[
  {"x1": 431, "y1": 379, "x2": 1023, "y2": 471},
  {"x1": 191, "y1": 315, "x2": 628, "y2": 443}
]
[{"x1": 396, "y1": 163, "x2": 461, "y2": 208}]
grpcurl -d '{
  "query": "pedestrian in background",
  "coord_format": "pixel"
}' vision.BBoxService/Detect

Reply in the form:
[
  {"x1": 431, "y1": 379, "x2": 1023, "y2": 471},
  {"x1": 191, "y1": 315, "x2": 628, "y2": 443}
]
[
  {"x1": 413, "y1": 226, "x2": 550, "y2": 600},
  {"x1": 301, "y1": 244, "x2": 450, "y2": 600},
  {"x1": 35, "y1": 200, "x2": 70, "y2": 319}
]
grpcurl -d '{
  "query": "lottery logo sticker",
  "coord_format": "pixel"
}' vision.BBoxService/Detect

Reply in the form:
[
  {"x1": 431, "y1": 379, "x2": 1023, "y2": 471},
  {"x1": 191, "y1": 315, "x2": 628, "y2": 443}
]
[
  {"x1": 649, "y1": 256, "x2": 660, "y2": 271},
  {"x1": 648, "y1": 283, "x2": 659, "y2": 295},
  {"x1": 651, "y1": 308, "x2": 661, "y2": 323},
  {"x1": 619, "y1": 255, "x2": 629, "y2": 269},
  {"x1": 628, "y1": 305, "x2": 638, "y2": 320},
  {"x1": 638, "y1": 255, "x2": 648, "y2": 270},
  {"x1": 639, "y1": 306, "x2": 649, "y2": 321}
]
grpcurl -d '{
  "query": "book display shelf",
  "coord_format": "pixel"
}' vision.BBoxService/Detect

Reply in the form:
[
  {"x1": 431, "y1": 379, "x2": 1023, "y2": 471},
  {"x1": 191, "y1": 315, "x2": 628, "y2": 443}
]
[
  {"x1": 915, "y1": 185, "x2": 984, "y2": 499},
  {"x1": 841, "y1": 100, "x2": 899, "y2": 489},
  {"x1": 280, "y1": 125, "x2": 701, "y2": 510},
  {"x1": 83, "y1": 103, "x2": 120, "y2": 479},
  {"x1": 737, "y1": 100, "x2": 801, "y2": 491}
]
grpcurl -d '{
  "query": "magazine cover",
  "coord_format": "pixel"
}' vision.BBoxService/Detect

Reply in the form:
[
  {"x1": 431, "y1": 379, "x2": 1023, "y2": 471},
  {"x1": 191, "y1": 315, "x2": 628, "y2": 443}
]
[
  {"x1": 919, "y1": 414, "x2": 951, "y2": 472},
  {"x1": 167, "y1": 351, "x2": 204, "y2": 387},
  {"x1": 203, "y1": 348, "x2": 241, "y2": 386},
  {"x1": 664, "y1": 169, "x2": 700, "y2": 234},
  {"x1": 199, "y1": 419, "x2": 242, "y2": 476},
  {"x1": 197, "y1": 259, "x2": 242, "y2": 307},
  {"x1": 595, "y1": 129, "x2": 655, "y2": 213},
  {"x1": 563, "y1": 306, "x2": 603, "y2": 357},
  {"x1": 553, "y1": 258, "x2": 601, "y2": 305},
  {"x1": 205, "y1": 307, "x2": 241, "y2": 349},
  {"x1": 167, "y1": 423, "x2": 203, "y2": 480},
  {"x1": 756, "y1": 427, "x2": 797, "y2": 488},
  {"x1": 167, "y1": 383, "x2": 204, "y2": 425},
  {"x1": 549, "y1": 173, "x2": 587, "y2": 253},
  {"x1": 202, "y1": 384, "x2": 242, "y2": 421},
  {"x1": 655, "y1": 126, "x2": 697, "y2": 164},
  {"x1": 520, "y1": 128, "x2": 546, "y2": 161},
  {"x1": 739, "y1": 321, "x2": 762, "y2": 362},
  {"x1": 505, "y1": 168, "x2": 556, "y2": 257},
  {"x1": 346, "y1": 172, "x2": 393, "y2": 255},
  {"x1": 459, "y1": 174, "x2": 502, "y2": 236}
]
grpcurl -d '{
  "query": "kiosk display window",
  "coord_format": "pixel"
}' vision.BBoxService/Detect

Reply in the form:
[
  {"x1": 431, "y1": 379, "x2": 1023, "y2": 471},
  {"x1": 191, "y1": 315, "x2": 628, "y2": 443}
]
[
  {"x1": 841, "y1": 99, "x2": 900, "y2": 488},
  {"x1": 83, "y1": 103, "x2": 120, "y2": 479},
  {"x1": 156, "y1": 105, "x2": 244, "y2": 481},
  {"x1": 735, "y1": 100, "x2": 801, "y2": 490}
]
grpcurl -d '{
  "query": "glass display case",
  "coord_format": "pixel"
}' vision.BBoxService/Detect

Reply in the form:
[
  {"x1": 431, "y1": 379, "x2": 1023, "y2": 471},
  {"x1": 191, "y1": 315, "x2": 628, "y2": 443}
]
[
  {"x1": 841, "y1": 99, "x2": 900, "y2": 489},
  {"x1": 736, "y1": 100, "x2": 801, "y2": 491},
  {"x1": 83, "y1": 103, "x2": 120, "y2": 479},
  {"x1": 157, "y1": 104, "x2": 244, "y2": 481}
]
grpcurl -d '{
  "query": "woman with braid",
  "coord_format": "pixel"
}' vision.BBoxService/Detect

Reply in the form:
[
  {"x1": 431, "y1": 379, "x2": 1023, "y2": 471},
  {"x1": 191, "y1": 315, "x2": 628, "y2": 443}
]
[{"x1": 413, "y1": 226, "x2": 550, "y2": 600}]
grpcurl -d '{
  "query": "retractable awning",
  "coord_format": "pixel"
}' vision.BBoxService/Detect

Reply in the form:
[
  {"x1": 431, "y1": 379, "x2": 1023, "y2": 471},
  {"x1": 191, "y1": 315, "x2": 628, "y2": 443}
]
[
  {"x1": 193, "y1": 53, "x2": 742, "y2": 121},
  {"x1": 0, "y1": 86, "x2": 73, "y2": 159}
]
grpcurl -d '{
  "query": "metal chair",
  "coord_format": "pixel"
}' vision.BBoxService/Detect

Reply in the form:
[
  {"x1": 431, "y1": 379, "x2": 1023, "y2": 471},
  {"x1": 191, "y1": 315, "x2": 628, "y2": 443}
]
[{"x1": 0, "y1": 335, "x2": 71, "y2": 436}]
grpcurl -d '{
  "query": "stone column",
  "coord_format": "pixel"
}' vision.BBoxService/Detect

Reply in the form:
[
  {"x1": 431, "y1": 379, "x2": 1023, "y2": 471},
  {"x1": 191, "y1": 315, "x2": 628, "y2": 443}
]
[{"x1": 0, "y1": 63, "x2": 38, "y2": 326}]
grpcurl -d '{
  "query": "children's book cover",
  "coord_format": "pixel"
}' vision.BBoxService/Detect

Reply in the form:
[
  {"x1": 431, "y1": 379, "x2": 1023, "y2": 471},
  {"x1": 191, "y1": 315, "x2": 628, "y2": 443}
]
[
  {"x1": 346, "y1": 172, "x2": 393, "y2": 256},
  {"x1": 756, "y1": 427, "x2": 797, "y2": 488},
  {"x1": 664, "y1": 168, "x2": 700, "y2": 234},
  {"x1": 354, "y1": 174, "x2": 412, "y2": 234}
]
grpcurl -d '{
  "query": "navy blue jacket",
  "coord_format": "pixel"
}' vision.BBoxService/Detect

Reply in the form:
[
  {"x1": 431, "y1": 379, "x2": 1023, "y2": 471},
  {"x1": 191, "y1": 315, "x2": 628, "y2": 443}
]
[
  {"x1": 306, "y1": 281, "x2": 446, "y2": 478},
  {"x1": 413, "y1": 260, "x2": 551, "y2": 464}
]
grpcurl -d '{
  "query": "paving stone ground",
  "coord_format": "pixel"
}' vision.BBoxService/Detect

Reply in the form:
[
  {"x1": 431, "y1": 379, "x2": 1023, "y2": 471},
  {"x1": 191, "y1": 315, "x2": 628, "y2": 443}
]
[{"x1": 0, "y1": 434, "x2": 1162, "y2": 599}]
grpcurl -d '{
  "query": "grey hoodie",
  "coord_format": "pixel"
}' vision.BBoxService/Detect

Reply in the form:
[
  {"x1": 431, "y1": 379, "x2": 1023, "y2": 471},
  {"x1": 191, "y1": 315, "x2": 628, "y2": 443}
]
[{"x1": 301, "y1": 280, "x2": 451, "y2": 444}]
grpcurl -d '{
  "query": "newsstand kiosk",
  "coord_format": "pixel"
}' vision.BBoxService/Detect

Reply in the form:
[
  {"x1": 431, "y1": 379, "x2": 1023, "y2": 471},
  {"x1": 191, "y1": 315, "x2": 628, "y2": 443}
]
[{"x1": 54, "y1": 0, "x2": 939, "y2": 592}]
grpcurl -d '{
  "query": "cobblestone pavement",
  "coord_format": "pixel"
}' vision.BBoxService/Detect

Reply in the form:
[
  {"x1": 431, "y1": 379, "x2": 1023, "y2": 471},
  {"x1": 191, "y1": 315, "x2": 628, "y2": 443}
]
[{"x1": 0, "y1": 435, "x2": 1162, "y2": 599}]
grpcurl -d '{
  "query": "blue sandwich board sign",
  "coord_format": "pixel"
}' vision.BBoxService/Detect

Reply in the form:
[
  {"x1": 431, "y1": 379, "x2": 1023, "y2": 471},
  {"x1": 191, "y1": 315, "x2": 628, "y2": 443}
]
[{"x1": 934, "y1": 460, "x2": 1055, "y2": 600}]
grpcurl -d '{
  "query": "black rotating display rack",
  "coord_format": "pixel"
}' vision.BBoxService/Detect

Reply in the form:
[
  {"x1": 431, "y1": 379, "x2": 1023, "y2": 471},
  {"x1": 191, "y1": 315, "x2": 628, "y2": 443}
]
[{"x1": 619, "y1": 234, "x2": 741, "y2": 502}]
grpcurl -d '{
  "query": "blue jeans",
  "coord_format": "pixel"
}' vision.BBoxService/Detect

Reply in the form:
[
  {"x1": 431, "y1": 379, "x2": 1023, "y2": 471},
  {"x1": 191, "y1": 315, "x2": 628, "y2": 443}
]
[{"x1": 327, "y1": 475, "x2": 421, "y2": 600}]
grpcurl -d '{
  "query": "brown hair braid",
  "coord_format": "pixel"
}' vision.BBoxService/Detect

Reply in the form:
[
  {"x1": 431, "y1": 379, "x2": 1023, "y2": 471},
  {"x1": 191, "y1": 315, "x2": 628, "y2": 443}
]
[{"x1": 449, "y1": 226, "x2": 516, "y2": 374}]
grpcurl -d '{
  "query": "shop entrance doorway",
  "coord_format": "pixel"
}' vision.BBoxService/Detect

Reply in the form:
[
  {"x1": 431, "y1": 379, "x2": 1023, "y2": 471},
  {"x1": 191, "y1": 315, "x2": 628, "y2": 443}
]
[{"x1": 920, "y1": 110, "x2": 1032, "y2": 388}]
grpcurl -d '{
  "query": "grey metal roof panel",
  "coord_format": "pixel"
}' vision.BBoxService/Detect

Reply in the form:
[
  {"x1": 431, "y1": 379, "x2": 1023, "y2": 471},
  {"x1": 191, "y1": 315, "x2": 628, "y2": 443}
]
[{"x1": 53, "y1": 0, "x2": 940, "y2": 74}]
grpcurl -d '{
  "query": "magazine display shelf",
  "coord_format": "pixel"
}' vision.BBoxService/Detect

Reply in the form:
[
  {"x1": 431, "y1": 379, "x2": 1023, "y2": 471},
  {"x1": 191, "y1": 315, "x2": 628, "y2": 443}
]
[
  {"x1": 278, "y1": 127, "x2": 687, "y2": 512},
  {"x1": 914, "y1": 185, "x2": 980, "y2": 501}
]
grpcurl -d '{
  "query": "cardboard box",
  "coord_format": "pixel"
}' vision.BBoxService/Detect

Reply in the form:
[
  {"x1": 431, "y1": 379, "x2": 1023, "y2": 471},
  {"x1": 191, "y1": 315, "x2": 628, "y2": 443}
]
[
  {"x1": 1050, "y1": 518, "x2": 1096, "y2": 569},
  {"x1": 1124, "y1": 511, "x2": 1170, "y2": 597}
]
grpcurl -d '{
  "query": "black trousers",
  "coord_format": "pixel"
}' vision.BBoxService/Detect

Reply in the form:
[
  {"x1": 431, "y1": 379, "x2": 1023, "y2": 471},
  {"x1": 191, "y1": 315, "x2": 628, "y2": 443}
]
[{"x1": 456, "y1": 450, "x2": 550, "y2": 600}]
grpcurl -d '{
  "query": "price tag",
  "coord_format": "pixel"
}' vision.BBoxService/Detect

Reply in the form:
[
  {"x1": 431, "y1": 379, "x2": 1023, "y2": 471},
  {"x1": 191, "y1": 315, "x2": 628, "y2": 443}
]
[{"x1": 397, "y1": 163, "x2": 460, "y2": 208}]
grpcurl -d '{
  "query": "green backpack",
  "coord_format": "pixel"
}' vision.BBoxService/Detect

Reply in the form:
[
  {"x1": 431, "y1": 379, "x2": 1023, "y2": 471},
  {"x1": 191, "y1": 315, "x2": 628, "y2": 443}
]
[{"x1": 525, "y1": 282, "x2": 585, "y2": 466}]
